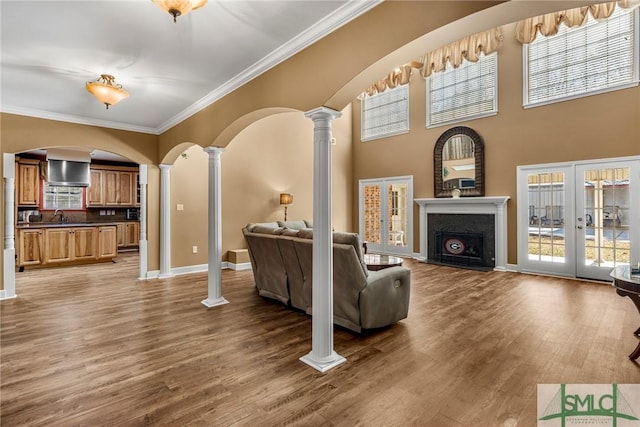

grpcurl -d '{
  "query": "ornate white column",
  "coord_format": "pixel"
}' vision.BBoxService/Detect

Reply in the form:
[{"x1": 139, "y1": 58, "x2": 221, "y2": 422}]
[
  {"x1": 3, "y1": 154, "x2": 17, "y2": 299},
  {"x1": 300, "y1": 107, "x2": 346, "y2": 372},
  {"x1": 202, "y1": 147, "x2": 229, "y2": 308},
  {"x1": 138, "y1": 164, "x2": 148, "y2": 280},
  {"x1": 158, "y1": 164, "x2": 173, "y2": 279}
]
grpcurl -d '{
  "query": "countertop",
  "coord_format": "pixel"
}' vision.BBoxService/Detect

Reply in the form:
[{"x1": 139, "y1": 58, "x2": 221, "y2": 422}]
[{"x1": 16, "y1": 221, "x2": 136, "y2": 229}]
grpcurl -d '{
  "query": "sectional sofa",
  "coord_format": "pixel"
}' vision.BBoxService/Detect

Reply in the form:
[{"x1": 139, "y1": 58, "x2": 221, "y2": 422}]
[{"x1": 242, "y1": 221, "x2": 411, "y2": 332}]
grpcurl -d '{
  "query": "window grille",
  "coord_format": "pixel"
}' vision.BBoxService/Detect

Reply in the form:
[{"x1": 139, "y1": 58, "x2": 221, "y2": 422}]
[
  {"x1": 361, "y1": 85, "x2": 409, "y2": 141},
  {"x1": 524, "y1": 7, "x2": 638, "y2": 107},
  {"x1": 427, "y1": 52, "x2": 497, "y2": 128}
]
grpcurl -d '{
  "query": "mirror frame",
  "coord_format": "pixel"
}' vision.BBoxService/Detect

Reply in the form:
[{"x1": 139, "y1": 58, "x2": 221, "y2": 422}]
[{"x1": 434, "y1": 126, "x2": 485, "y2": 198}]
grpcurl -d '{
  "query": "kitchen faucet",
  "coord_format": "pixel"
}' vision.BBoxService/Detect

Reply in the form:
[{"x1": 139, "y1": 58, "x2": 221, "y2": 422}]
[{"x1": 52, "y1": 209, "x2": 67, "y2": 223}]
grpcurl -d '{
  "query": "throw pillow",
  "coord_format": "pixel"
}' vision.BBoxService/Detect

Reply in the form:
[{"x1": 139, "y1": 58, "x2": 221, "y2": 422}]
[{"x1": 277, "y1": 220, "x2": 307, "y2": 230}]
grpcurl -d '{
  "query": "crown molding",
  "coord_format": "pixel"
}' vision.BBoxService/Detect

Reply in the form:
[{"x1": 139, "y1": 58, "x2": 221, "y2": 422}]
[
  {"x1": 0, "y1": 105, "x2": 158, "y2": 135},
  {"x1": 155, "y1": 0, "x2": 382, "y2": 134},
  {"x1": 1, "y1": 1, "x2": 381, "y2": 136}
]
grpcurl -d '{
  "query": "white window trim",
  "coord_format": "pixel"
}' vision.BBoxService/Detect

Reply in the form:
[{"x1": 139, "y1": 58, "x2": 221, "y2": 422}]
[
  {"x1": 522, "y1": 8, "x2": 640, "y2": 109},
  {"x1": 426, "y1": 53, "x2": 498, "y2": 129},
  {"x1": 360, "y1": 85, "x2": 410, "y2": 142}
]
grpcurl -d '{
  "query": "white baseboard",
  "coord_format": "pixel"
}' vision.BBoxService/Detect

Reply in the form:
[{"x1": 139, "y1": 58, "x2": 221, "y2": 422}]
[
  {"x1": 227, "y1": 262, "x2": 252, "y2": 271},
  {"x1": 0, "y1": 290, "x2": 17, "y2": 300},
  {"x1": 172, "y1": 264, "x2": 208, "y2": 276},
  {"x1": 505, "y1": 263, "x2": 520, "y2": 272},
  {"x1": 145, "y1": 261, "x2": 252, "y2": 280}
]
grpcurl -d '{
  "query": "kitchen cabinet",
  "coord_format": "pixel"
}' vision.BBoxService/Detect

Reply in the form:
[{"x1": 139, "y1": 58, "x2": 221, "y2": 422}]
[
  {"x1": 116, "y1": 222, "x2": 139, "y2": 249},
  {"x1": 87, "y1": 169, "x2": 105, "y2": 205},
  {"x1": 18, "y1": 229, "x2": 44, "y2": 266},
  {"x1": 17, "y1": 224, "x2": 117, "y2": 268},
  {"x1": 17, "y1": 159, "x2": 40, "y2": 206},
  {"x1": 98, "y1": 226, "x2": 118, "y2": 258},
  {"x1": 126, "y1": 222, "x2": 140, "y2": 246},
  {"x1": 72, "y1": 227, "x2": 99, "y2": 261},
  {"x1": 88, "y1": 166, "x2": 138, "y2": 207},
  {"x1": 44, "y1": 228, "x2": 73, "y2": 264}
]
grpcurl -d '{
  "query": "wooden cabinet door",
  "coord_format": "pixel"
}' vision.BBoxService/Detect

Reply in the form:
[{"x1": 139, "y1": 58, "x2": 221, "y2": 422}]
[
  {"x1": 104, "y1": 170, "x2": 119, "y2": 206},
  {"x1": 98, "y1": 226, "x2": 117, "y2": 258},
  {"x1": 87, "y1": 169, "x2": 105, "y2": 206},
  {"x1": 18, "y1": 161, "x2": 40, "y2": 206},
  {"x1": 118, "y1": 172, "x2": 134, "y2": 206},
  {"x1": 44, "y1": 228, "x2": 73, "y2": 264},
  {"x1": 18, "y1": 229, "x2": 44, "y2": 266},
  {"x1": 73, "y1": 227, "x2": 98, "y2": 260},
  {"x1": 116, "y1": 223, "x2": 126, "y2": 247},
  {"x1": 125, "y1": 222, "x2": 140, "y2": 246}
]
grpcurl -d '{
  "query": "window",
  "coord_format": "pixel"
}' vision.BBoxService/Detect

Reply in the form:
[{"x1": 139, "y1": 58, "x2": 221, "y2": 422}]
[
  {"x1": 524, "y1": 7, "x2": 638, "y2": 107},
  {"x1": 361, "y1": 85, "x2": 409, "y2": 141},
  {"x1": 426, "y1": 52, "x2": 497, "y2": 128},
  {"x1": 43, "y1": 184, "x2": 84, "y2": 210}
]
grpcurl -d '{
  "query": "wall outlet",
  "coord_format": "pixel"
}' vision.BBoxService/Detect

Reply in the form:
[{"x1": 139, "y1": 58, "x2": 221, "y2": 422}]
[
  {"x1": 192, "y1": 246, "x2": 198, "y2": 254},
  {"x1": 177, "y1": 204, "x2": 184, "y2": 211}
]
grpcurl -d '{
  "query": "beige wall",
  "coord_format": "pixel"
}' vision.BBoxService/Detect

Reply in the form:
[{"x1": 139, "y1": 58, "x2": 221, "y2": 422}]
[
  {"x1": 352, "y1": 22, "x2": 640, "y2": 265},
  {"x1": 170, "y1": 107, "x2": 353, "y2": 267}
]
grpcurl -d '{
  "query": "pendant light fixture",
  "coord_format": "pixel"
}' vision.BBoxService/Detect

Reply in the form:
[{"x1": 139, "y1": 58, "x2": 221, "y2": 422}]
[
  {"x1": 85, "y1": 74, "x2": 129, "y2": 109},
  {"x1": 152, "y1": 0, "x2": 208, "y2": 23}
]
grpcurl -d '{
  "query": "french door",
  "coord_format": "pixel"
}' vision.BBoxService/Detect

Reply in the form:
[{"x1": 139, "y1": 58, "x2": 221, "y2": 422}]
[
  {"x1": 518, "y1": 158, "x2": 639, "y2": 281},
  {"x1": 359, "y1": 176, "x2": 413, "y2": 256}
]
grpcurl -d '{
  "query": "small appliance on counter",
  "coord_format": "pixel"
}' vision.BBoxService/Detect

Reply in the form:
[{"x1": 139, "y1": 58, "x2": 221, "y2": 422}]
[
  {"x1": 19, "y1": 210, "x2": 42, "y2": 223},
  {"x1": 126, "y1": 208, "x2": 139, "y2": 220}
]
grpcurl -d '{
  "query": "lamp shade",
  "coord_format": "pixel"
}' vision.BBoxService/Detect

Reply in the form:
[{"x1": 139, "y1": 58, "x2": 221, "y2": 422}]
[
  {"x1": 86, "y1": 74, "x2": 129, "y2": 109},
  {"x1": 152, "y1": 0, "x2": 208, "y2": 22},
  {"x1": 280, "y1": 193, "x2": 293, "y2": 205}
]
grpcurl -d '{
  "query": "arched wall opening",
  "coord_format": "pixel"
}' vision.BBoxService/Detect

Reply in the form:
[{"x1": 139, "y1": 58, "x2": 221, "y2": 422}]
[{"x1": 167, "y1": 106, "x2": 353, "y2": 269}]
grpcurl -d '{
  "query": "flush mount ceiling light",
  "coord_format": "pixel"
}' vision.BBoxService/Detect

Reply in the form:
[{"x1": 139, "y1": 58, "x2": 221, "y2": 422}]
[
  {"x1": 85, "y1": 74, "x2": 129, "y2": 109},
  {"x1": 152, "y1": 0, "x2": 208, "y2": 23}
]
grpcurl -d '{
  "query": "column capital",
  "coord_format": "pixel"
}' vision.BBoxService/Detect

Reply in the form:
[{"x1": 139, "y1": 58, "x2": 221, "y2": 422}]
[
  {"x1": 204, "y1": 146, "x2": 225, "y2": 156},
  {"x1": 304, "y1": 106, "x2": 342, "y2": 121},
  {"x1": 159, "y1": 163, "x2": 173, "y2": 172}
]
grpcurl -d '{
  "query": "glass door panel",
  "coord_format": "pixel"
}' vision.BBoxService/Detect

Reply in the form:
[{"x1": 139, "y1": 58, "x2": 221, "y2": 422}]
[
  {"x1": 359, "y1": 177, "x2": 413, "y2": 256},
  {"x1": 577, "y1": 164, "x2": 633, "y2": 281},
  {"x1": 363, "y1": 183, "x2": 382, "y2": 249},
  {"x1": 518, "y1": 166, "x2": 574, "y2": 277}
]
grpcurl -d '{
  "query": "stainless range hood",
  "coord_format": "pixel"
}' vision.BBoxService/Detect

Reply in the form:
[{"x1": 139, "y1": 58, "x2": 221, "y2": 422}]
[
  {"x1": 47, "y1": 159, "x2": 91, "y2": 187},
  {"x1": 46, "y1": 148, "x2": 91, "y2": 187}
]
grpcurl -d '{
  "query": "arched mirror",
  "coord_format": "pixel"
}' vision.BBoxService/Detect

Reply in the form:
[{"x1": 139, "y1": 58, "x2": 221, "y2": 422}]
[{"x1": 434, "y1": 126, "x2": 484, "y2": 197}]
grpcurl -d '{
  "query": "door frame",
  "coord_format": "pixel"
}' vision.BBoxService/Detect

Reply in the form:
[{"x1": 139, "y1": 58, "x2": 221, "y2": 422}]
[
  {"x1": 358, "y1": 175, "x2": 413, "y2": 256},
  {"x1": 517, "y1": 155, "x2": 640, "y2": 279}
]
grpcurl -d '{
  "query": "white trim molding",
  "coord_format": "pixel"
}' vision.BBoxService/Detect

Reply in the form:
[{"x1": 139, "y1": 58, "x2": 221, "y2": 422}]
[{"x1": 415, "y1": 196, "x2": 510, "y2": 271}]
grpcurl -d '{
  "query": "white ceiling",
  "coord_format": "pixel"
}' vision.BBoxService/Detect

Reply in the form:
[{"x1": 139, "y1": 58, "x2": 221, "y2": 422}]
[{"x1": 1, "y1": 0, "x2": 379, "y2": 135}]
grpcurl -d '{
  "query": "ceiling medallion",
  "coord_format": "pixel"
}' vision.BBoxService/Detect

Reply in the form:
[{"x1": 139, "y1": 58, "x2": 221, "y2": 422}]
[
  {"x1": 152, "y1": 0, "x2": 208, "y2": 23},
  {"x1": 85, "y1": 74, "x2": 129, "y2": 109}
]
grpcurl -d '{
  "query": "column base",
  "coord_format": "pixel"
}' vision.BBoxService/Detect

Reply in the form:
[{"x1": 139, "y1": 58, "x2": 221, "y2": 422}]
[
  {"x1": 300, "y1": 351, "x2": 346, "y2": 373},
  {"x1": 201, "y1": 297, "x2": 229, "y2": 308}
]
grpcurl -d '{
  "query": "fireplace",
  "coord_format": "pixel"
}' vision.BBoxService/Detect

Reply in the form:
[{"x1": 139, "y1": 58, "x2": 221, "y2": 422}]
[
  {"x1": 428, "y1": 213, "x2": 494, "y2": 269},
  {"x1": 414, "y1": 197, "x2": 510, "y2": 271},
  {"x1": 435, "y1": 230, "x2": 485, "y2": 268}
]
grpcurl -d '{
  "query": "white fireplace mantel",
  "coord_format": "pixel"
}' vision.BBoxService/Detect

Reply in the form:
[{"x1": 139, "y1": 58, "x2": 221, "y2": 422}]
[{"x1": 414, "y1": 196, "x2": 510, "y2": 271}]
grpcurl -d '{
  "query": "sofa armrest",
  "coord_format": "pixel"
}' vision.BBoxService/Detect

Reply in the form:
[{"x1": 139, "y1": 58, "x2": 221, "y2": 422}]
[{"x1": 359, "y1": 266, "x2": 411, "y2": 330}]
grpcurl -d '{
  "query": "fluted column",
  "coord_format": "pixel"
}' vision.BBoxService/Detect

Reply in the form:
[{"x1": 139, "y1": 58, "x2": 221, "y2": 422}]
[
  {"x1": 202, "y1": 147, "x2": 229, "y2": 308},
  {"x1": 138, "y1": 164, "x2": 148, "y2": 280},
  {"x1": 158, "y1": 164, "x2": 173, "y2": 279},
  {"x1": 299, "y1": 107, "x2": 346, "y2": 372},
  {"x1": 3, "y1": 154, "x2": 16, "y2": 299}
]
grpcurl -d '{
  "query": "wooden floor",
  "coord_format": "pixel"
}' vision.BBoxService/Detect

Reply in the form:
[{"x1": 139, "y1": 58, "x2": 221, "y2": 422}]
[{"x1": 2, "y1": 254, "x2": 639, "y2": 426}]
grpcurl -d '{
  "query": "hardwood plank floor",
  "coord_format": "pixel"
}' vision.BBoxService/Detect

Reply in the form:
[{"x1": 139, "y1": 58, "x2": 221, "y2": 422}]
[{"x1": 2, "y1": 254, "x2": 639, "y2": 426}]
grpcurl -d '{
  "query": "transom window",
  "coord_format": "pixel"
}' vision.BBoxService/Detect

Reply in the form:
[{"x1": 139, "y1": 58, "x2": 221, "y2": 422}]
[
  {"x1": 524, "y1": 7, "x2": 639, "y2": 107},
  {"x1": 42, "y1": 184, "x2": 83, "y2": 210},
  {"x1": 426, "y1": 52, "x2": 498, "y2": 128},
  {"x1": 361, "y1": 85, "x2": 409, "y2": 141}
]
